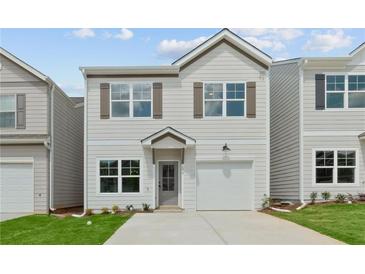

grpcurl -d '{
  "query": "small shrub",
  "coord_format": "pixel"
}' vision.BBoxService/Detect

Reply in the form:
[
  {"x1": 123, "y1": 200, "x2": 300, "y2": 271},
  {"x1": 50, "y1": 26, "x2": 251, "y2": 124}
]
[
  {"x1": 111, "y1": 205, "x2": 119, "y2": 214},
  {"x1": 126, "y1": 204, "x2": 134, "y2": 211},
  {"x1": 335, "y1": 193, "x2": 346, "y2": 203},
  {"x1": 347, "y1": 193, "x2": 354, "y2": 203},
  {"x1": 142, "y1": 203, "x2": 150, "y2": 211},
  {"x1": 261, "y1": 194, "x2": 273, "y2": 208},
  {"x1": 85, "y1": 208, "x2": 93, "y2": 216},
  {"x1": 310, "y1": 192, "x2": 318, "y2": 204},
  {"x1": 321, "y1": 191, "x2": 331, "y2": 201},
  {"x1": 101, "y1": 207, "x2": 109, "y2": 214}
]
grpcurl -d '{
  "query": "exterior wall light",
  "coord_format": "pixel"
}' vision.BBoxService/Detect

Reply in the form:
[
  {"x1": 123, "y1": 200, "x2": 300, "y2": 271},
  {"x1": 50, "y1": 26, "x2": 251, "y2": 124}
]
[{"x1": 222, "y1": 143, "x2": 231, "y2": 152}]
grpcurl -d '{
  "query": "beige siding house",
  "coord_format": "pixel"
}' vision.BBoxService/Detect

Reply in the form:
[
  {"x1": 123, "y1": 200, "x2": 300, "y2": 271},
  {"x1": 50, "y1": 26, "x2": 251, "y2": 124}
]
[
  {"x1": 270, "y1": 43, "x2": 365, "y2": 202},
  {"x1": 81, "y1": 29, "x2": 272, "y2": 211},
  {"x1": 0, "y1": 47, "x2": 84, "y2": 215}
]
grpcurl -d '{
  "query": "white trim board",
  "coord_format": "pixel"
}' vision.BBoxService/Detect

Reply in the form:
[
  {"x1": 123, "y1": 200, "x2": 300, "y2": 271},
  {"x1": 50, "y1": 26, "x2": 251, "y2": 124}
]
[{"x1": 304, "y1": 131, "x2": 363, "y2": 137}]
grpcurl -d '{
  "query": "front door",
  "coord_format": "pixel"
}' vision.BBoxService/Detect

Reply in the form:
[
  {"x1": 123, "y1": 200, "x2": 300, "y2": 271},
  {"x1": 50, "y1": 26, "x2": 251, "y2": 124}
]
[{"x1": 159, "y1": 161, "x2": 178, "y2": 206}]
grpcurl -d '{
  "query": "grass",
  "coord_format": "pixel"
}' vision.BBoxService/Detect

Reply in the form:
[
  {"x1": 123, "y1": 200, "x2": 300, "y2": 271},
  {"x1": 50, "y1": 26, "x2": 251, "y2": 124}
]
[
  {"x1": 269, "y1": 203, "x2": 365, "y2": 245},
  {"x1": 0, "y1": 213, "x2": 131, "y2": 245}
]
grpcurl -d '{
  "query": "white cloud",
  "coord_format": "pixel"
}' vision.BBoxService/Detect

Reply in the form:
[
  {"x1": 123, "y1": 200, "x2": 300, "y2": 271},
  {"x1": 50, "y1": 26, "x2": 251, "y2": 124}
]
[
  {"x1": 157, "y1": 36, "x2": 208, "y2": 59},
  {"x1": 114, "y1": 28, "x2": 134, "y2": 40},
  {"x1": 233, "y1": 28, "x2": 303, "y2": 41},
  {"x1": 72, "y1": 28, "x2": 95, "y2": 39},
  {"x1": 244, "y1": 36, "x2": 286, "y2": 51},
  {"x1": 303, "y1": 29, "x2": 353, "y2": 52}
]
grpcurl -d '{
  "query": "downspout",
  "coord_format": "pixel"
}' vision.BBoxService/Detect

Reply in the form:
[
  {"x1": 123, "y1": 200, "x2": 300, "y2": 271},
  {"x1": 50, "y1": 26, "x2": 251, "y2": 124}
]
[
  {"x1": 298, "y1": 60, "x2": 305, "y2": 204},
  {"x1": 82, "y1": 69, "x2": 88, "y2": 214},
  {"x1": 49, "y1": 83, "x2": 56, "y2": 212}
]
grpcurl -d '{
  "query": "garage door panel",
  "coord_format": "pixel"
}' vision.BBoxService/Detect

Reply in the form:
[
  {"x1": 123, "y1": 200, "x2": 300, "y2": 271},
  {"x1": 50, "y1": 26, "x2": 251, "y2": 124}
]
[
  {"x1": 197, "y1": 161, "x2": 253, "y2": 210},
  {"x1": 0, "y1": 163, "x2": 34, "y2": 213}
]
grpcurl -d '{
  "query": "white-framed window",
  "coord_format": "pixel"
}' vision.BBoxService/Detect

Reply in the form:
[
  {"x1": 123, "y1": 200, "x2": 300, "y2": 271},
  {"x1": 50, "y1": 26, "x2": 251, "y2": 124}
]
[
  {"x1": 99, "y1": 160, "x2": 119, "y2": 193},
  {"x1": 324, "y1": 74, "x2": 365, "y2": 109},
  {"x1": 0, "y1": 95, "x2": 16, "y2": 128},
  {"x1": 204, "y1": 82, "x2": 246, "y2": 117},
  {"x1": 326, "y1": 75, "x2": 345, "y2": 108},
  {"x1": 314, "y1": 149, "x2": 357, "y2": 185},
  {"x1": 98, "y1": 159, "x2": 141, "y2": 194},
  {"x1": 110, "y1": 83, "x2": 152, "y2": 118},
  {"x1": 348, "y1": 75, "x2": 365, "y2": 108}
]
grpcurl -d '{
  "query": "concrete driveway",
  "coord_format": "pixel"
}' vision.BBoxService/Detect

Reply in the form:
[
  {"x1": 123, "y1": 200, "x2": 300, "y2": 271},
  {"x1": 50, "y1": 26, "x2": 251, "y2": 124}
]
[
  {"x1": 0, "y1": 213, "x2": 31, "y2": 222},
  {"x1": 105, "y1": 211, "x2": 343, "y2": 245}
]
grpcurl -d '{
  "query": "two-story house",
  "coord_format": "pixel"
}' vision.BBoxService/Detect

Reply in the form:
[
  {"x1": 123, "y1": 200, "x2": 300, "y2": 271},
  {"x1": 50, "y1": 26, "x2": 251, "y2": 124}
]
[
  {"x1": 80, "y1": 29, "x2": 272, "y2": 211},
  {"x1": 0, "y1": 48, "x2": 84, "y2": 216},
  {"x1": 270, "y1": 43, "x2": 365, "y2": 202}
]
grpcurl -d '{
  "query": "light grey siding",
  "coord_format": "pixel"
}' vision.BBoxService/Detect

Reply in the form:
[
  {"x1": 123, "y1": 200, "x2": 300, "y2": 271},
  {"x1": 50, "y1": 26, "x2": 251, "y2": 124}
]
[
  {"x1": 0, "y1": 145, "x2": 49, "y2": 213},
  {"x1": 303, "y1": 136, "x2": 365, "y2": 199},
  {"x1": 270, "y1": 62, "x2": 301, "y2": 200},
  {"x1": 86, "y1": 42, "x2": 269, "y2": 210},
  {"x1": 0, "y1": 54, "x2": 49, "y2": 135},
  {"x1": 303, "y1": 66, "x2": 365, "y2": 132},
  {"x1": 52, "y1": 87, "x2": 83, "y2": 208}
]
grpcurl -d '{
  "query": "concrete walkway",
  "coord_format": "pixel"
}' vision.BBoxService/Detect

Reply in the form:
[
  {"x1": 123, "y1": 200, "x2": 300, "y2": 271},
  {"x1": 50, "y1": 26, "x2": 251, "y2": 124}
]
[{"x1": 105, "y1": 211, "x2": 343, "y2": 245}]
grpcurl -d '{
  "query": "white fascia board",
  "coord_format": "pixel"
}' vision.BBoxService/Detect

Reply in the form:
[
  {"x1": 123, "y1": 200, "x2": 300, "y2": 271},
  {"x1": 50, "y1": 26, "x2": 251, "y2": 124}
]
[
  {"x1": 0, "y1": 138, "x2": 47, "y2": 145},
  {"x1": 79, "y1": 66, "x2": 180, "y2": 75},
  {"x1": 349, "y1": 42, "x2": 365, "y2": 57},
  {"x1": 173, "y1": 30, "x2": 272, "y2": 68}
]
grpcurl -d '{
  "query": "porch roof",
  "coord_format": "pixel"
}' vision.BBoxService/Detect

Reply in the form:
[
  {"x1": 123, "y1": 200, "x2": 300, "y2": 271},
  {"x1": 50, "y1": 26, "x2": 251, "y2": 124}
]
[
  {"x1": 141, "y1": 127, "x2": 196, "y2": 147},
  {"x1": 359, "y1": 132, "x2": 365, "y2": 140}
]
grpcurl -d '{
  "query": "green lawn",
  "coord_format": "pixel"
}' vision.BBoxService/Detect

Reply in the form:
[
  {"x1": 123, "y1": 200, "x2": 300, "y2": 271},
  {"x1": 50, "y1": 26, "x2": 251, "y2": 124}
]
[
  {"x1": 0, "y1": 214, "x2": 131, "y2": 245},
  {"x1": 270, "y1": 203, "x2": 365, "y2": 245}
]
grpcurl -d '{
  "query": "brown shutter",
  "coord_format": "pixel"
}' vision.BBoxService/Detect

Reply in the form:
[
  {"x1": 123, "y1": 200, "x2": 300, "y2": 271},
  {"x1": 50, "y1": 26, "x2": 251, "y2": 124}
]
[
  {"x1": 246, "y1": 82, "x2": 256, "y2": 118},
  {"x1": 193, "y1": 82, "x2": 203, "y2": 118},
  {"x1": 100, "y1": 83, "x2": 110, "y2": 119},
  {"x1": 16, "y1": 94, "x2": 26, "y2": 129},
  {"x1": 153, "y1": 82, "x2": 163, "y2": 119},
  {"x1": 315, "y1": 74, "x2": 325, "y2": 110}
]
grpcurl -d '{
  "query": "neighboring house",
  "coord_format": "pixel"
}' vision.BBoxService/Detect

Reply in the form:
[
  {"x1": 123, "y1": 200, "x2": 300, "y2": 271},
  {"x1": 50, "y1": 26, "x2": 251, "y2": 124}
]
[
  {"x1": 270, "y1": 43, "x2": 365, "y2": 202},
  {"x1": 0, "y1": 47, "x2": 84, "y2": 214},
  {"x1": 80, "y1": 29, "x2": 272, "y2": 211}
]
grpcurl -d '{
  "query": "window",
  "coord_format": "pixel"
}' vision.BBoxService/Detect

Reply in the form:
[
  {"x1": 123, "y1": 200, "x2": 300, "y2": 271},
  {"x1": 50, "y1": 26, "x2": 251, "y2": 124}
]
[
  {"x1": 0, "y1": 95, "x2": 16, "y2": 128},
  {"x1": 326, "y1": 75, "x2": 345, "y2": 108},
  {"x1": 110, "y1": 83, "x2": 152, "y2": 118},
  {"x1": 314, "y1": 149, "x2": 356, "y2": 184},
  {"x1": 99, "y1": 159, "x2": 141, "y2": 194},
  {"x1": 337, "y1": 151, "x2": 356, "y2": 183},
  {"x1": 204, "y1": 83, "x2": 223, "y2": 116},
  {"x1": 204, "y1": 82, "x2": 245, "y2": 117},
  {"x1": 121, "y1": 160, "x2": 140, "y2": 193},
  {"x1": 348, "y1": 75, "x2": 365, "y2": 108},
  {"x1": 226, "y1": 83, "x2": 245, "y2": 116},
  {"x1": 99, "y1": 160, "x2": 118, "y2": 193},
  {"x1": 162, "y1": 164, "x2": 175, "y2": 191},
  {"x1": 132, "y1": 84, "x2": 151, "y2": 117}
]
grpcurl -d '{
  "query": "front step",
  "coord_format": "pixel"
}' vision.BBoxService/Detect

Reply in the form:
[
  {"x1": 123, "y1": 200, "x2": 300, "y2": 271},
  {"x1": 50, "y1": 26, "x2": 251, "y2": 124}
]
[{"x1": 154, "y1": 205, "x2": 183, "y2": 213}]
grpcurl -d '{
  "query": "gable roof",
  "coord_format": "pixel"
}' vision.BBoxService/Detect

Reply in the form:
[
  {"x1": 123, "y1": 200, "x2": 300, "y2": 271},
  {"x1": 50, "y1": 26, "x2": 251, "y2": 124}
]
[
  {"x1": 141, "y1": 126, "x2": 196, "y2": 146},
  {"x1": 172, "y1": 28, "x2": 272, "y2": 70},
  {"x1": 349, "y1": 42, "x2": 365, "y2": 57},
  {"x1": 0, "y1": 47, "x2": 50, "y2": 82}
]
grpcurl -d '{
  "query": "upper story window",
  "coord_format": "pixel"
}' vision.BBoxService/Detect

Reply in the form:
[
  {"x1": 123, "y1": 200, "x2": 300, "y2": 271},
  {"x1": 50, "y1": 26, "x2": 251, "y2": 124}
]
[
  {"x1": 111, "y1": 83, "x2": 152, "y2": 118},
  {"x1": 0, "y1": 95, "x2": 16, "y2": 128},
  {"x1": 348, "y1": 75, "x2": 365, "y2": 108},
  {"x1": 325, "y1": 74, "x2": 365, "y2": 109},
  {"x1": 326, "y1": 75, "x2": 345, "y2": 108},
  {"x1": 204, "y1": 82, "x2": 246, "y2": 117}
]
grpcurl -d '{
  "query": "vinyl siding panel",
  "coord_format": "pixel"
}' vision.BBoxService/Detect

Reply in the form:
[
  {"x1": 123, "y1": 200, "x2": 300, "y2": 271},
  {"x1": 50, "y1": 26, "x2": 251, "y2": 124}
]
[
  {"x1": 303, "y1": 66, "x2": 365, "y2": 132},
  {"x1": 52, "y1": 88, "x2": 83, "y2": 208},
  {"x1": 270, "y1": 63, "x2": 300, "y2": 200},
  {"x1": 0, "y1": 144, "x2": 49, "y2": 213},
  {"x1": 86, "y1": 42, "x2": 269, "y2": 210},
  {"x1": 303, "y1": 136, "x2": 365, "y2": 199},
  {"x1": 0, "y1": 55, "x2": 40, "y2": 82}
]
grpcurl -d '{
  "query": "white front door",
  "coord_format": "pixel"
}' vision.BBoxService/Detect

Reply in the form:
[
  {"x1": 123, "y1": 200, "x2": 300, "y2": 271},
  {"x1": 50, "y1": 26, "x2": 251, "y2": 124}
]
[
  {"x1": 159, "y1": 161, "x2": 178, "y2": 206},
  {"x1": 0, "y1": 163, "x2": 34, "y2": 213}
]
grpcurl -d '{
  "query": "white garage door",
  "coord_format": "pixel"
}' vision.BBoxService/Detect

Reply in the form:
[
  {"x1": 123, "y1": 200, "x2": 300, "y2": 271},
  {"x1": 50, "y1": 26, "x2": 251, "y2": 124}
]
[
  {"x1": 0, "y1": 163, "x2": 34, "y2": 213},
  {"x1": 196, "y1": 161, "x2": 253, "y2": 210}
]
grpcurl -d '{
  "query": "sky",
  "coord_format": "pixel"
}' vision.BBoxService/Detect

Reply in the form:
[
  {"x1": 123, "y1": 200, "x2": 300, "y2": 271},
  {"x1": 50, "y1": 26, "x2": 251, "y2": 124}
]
[{"x1": 1, "y1": 28, "x2": 364, "y2": 97}]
